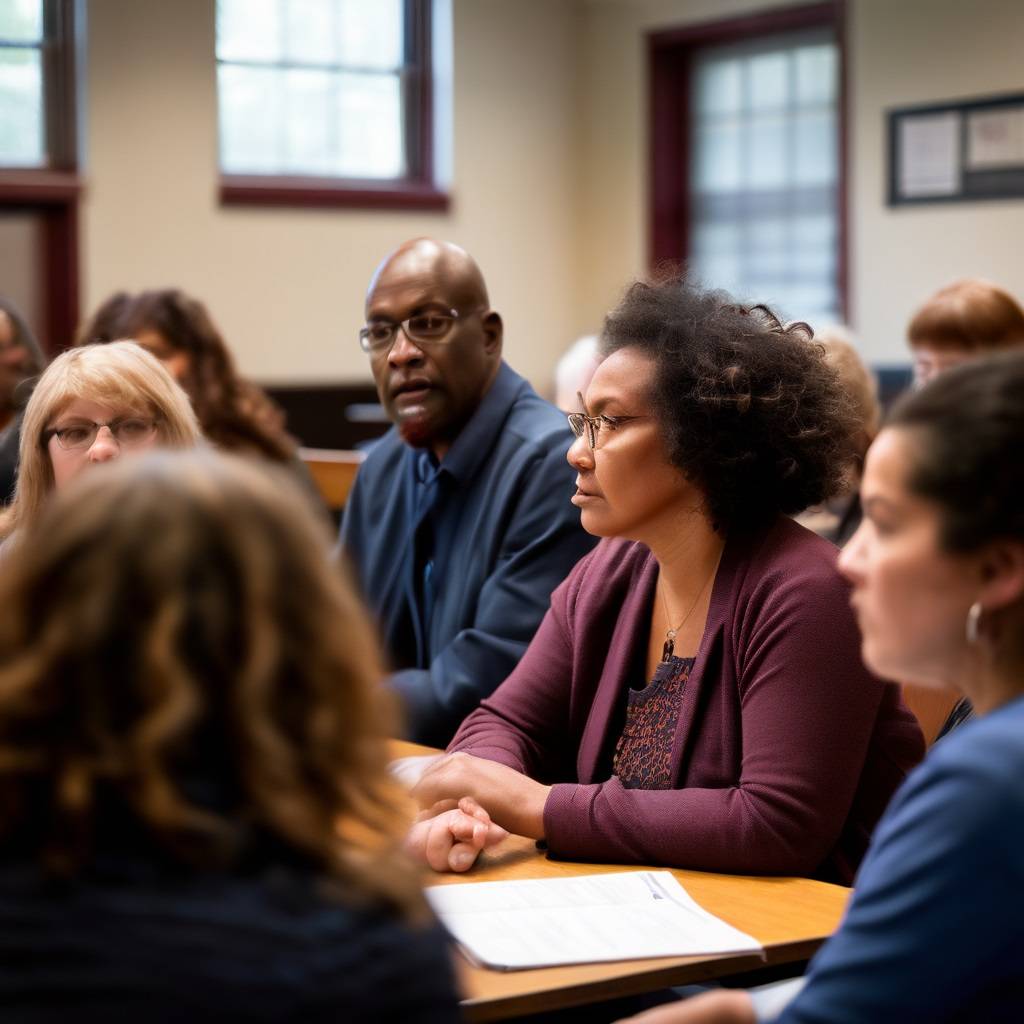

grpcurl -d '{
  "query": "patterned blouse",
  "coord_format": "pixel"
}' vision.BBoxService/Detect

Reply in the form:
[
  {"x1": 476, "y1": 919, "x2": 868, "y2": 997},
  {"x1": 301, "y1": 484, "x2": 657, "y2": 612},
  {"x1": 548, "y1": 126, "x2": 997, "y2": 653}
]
[{"x1": 612, "y1": 655, "x2": 695, "y2": 789}]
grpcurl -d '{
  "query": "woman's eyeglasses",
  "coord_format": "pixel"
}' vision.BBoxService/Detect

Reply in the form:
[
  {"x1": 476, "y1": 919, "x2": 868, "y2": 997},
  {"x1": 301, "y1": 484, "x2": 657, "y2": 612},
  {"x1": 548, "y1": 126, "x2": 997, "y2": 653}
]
[
  {"x1": 567, "y1": 391, "x2": 648, "y2": 450},
  {"x1": 45, "y1": 417, "x2": 158, "y2": 450}
]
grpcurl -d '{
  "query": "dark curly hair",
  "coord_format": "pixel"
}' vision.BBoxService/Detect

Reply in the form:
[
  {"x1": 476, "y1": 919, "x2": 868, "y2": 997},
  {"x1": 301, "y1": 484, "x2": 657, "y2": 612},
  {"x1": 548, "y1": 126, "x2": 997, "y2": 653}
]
[{"x1": 600, "y1": 275, "x2": 858, "y2": 531}]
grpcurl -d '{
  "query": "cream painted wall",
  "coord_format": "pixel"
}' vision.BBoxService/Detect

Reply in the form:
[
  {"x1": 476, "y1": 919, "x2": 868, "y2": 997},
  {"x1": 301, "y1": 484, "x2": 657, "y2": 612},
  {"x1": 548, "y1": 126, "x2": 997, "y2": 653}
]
[
  {"x1": 573, "y1": 0, "x2": 1024, "y2": 364},
  {"x1": 82, "y1": 0, "x2": 1024, "y2": 382},
  {"x1": 82, "y1": 0, "x2": 580, "y2": 388}
]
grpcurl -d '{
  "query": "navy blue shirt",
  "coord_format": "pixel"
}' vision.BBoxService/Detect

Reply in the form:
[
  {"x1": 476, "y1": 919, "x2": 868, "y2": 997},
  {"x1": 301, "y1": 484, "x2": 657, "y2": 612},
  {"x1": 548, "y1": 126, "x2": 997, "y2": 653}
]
[
  {"x1": 341, "y1": 361, "x2": 596, "y2": 746},
  {"x1": 775, "y1": 693, "x2": 1024, "y2": 1023}
]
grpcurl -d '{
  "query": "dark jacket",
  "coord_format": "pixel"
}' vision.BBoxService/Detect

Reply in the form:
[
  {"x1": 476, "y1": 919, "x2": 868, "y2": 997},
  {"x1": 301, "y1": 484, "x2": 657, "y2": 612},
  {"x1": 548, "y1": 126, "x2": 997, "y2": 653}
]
[{"x1": 342, "y1": 361, "x2": 597, "y2": 747}]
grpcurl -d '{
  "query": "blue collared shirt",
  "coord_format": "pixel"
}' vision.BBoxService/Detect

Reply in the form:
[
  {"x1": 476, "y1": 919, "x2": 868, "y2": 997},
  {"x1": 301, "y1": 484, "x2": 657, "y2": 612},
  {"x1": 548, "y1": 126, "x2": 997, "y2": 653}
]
[{"x1": 341, "y1": 361, "x2": 597, "y2": 746}]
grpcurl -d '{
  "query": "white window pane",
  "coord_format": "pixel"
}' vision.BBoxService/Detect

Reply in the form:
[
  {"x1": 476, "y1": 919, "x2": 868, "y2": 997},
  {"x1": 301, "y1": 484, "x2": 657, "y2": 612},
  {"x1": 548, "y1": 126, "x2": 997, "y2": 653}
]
[
  {"x1": 746, "y1": 116, "x2": 788, "y2": 188},
  {"x1": 0, "y1": 48, "x2": 43, "y2": 166},
  {"x1": 338, "y1": 0, "x2": 402, "y2": 70},
  {"x1": 695, "y1": 122, "x2": 742, "y2": 193},
  {"x1": 693, "y1": 253, "x2": 743, "y2": 295},
  {"x1": 217, "y1": 0, "x2": 281, "y2": 62},
  {"x1": 0, "y1": 0, "x2": 41, "y2": 42},
  {"x1": 793, "y1": 111, "x2": 835, "y2": 185},
  {"x1": 795, "y1": 45, "x2": 835, "y2": 106},
  {"x1": 695, "y1": 58, "x2": 742, "y2": 117},
  {"x1": 335, "y1": 71, "x2": 403, "y2": 178},
  {"x1": 793, "y1": 247, "x2": 834, "y2": 279},
  {"x1": 218, "y1": 64, "x2": 285, "y2": 173},
  {"x1": 747, "y1": 52, "x2": 789, "y2": 112},
  {"x1": 792, "y1": 215, "x2": 833, "y2": 249},
  {"x1": 283, "y1": 68, "x2": 333, "y2": 173},
  {"x1": 285, "y1": 0, "x2": 337, "y2": 64},
  {"x1": 693, "y1": 221, "x2": 740, "y2": 254}
]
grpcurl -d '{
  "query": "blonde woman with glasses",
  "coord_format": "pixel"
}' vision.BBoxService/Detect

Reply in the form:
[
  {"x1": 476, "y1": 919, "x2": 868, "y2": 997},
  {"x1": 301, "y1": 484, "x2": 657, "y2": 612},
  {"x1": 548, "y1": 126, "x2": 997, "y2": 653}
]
[{"x1": 0, "y1": 341, "x2": 201, "y2": 547}]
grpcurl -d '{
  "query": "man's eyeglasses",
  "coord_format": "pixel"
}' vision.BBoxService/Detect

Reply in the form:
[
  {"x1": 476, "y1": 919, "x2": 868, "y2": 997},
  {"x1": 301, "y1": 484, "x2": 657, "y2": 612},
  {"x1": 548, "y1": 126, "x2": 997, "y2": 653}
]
[
  {"x1": 358, "y1": 308, "x2": 483, "y2": 354},
  {"x1": 45, "y1": 417, "x2": 159, "y2": 450},
  {"x1": 567, "y1": 391, "x2": 648, "y2": 450}
]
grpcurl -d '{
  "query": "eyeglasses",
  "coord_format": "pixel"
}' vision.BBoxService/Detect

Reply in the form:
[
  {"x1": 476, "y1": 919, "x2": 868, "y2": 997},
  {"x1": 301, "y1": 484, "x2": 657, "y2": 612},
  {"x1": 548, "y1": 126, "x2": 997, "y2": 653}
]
[
  {"x1": 567, "y1": 391, "x2": 648, "y2": 450},
  {"x1": 358, "y1": 308, "x2": 484, "y2": 354},
  {"x1": 45, "y1": 416, "x2": 159, "y2": 450}
]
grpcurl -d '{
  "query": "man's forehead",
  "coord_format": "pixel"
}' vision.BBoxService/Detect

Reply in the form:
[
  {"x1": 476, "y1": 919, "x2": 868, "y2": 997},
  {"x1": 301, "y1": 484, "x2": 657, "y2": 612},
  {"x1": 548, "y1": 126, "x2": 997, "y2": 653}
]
[{"x1": 367, "y1": 263, "x2": 451, "y2": 312}]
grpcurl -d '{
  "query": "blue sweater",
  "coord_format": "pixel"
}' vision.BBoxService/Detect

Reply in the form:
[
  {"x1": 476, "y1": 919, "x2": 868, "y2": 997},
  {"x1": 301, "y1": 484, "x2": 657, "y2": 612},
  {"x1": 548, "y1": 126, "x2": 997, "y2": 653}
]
[
  {"x1": 776, "y1": 694, "x2": 1024, "y2": 1023},
  {"x1": 342, "y1": 361, "x2": 596, "y2": 746}
]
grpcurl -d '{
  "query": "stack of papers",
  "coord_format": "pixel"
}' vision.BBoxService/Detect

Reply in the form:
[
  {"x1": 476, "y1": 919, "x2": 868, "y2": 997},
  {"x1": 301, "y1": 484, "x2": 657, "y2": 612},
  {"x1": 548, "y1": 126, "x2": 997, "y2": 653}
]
[{"x1": 425, "y1": 870, "x2": 763, "y2": 971}]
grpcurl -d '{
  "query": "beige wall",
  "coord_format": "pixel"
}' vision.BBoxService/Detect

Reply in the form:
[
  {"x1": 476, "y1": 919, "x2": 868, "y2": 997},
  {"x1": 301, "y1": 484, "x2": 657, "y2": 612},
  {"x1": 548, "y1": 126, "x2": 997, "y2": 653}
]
[
  {"x1": 82, "y1": 0, "x2": 1024, "y2": 384},
  {"x1": 574, "y1": 0, "x2": 1024, "y2": 365},
  {"x1": 83, "y1": 0, "x2": 580, "y2": 388}
]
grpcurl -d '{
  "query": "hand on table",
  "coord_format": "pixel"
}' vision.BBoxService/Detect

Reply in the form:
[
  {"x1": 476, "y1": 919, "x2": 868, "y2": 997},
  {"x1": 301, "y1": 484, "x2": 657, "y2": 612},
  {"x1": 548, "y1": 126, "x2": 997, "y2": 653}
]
[
  {"x1": 411, "y1": 751, "x2": 551, "y2": 840},
  {"x1": 615, "y1": 991, "x2": 756, "y2": 1024},
  {"x1": 406, "y1": 796, "x2": 508, "y2": 873}
]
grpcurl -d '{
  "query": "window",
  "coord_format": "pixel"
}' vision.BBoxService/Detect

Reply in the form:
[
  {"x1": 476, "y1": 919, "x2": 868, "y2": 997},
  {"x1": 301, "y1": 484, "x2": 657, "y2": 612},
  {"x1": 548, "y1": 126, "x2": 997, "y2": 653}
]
[
  {"x1": 649, "y1": 5, "x2": 845, "y2": 324},
  {"x1": 216, "y1": 0, "x2": 447, "y2": 209},
  {"x1": 0, "y1": 0, "x2": 79, "y2": 353}
]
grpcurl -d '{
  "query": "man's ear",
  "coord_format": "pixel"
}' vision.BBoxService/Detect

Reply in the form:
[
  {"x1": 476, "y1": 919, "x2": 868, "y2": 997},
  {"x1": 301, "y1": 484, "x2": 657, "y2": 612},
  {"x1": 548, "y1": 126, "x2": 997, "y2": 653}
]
[
  {"x1": 977, "y1": 539, "x2": 1024, "y2": 613},
  {"x1": 482, "y1": 311, "x2": 503, "y2": 357}
]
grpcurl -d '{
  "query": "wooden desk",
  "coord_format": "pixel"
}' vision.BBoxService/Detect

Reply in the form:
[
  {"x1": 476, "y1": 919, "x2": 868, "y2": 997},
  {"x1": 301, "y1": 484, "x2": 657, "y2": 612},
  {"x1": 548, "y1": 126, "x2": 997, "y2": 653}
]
[
  {"x1": 392, "y1": 742, "x2": 849, "y2": 1021},
  {"x1": 298, "y1": 447, "x2": 364, "y2": 510}
]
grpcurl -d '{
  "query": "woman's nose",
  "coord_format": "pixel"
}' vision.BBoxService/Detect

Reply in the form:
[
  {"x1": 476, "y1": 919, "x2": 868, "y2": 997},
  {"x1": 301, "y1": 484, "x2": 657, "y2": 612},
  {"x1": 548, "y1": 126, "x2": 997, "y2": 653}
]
[
  {"x1": 87, "y1": 425, "x2": 120, "y2": 463},
  {"x1": 566, "y1": 432, "x2": 593, "y2": 470}
]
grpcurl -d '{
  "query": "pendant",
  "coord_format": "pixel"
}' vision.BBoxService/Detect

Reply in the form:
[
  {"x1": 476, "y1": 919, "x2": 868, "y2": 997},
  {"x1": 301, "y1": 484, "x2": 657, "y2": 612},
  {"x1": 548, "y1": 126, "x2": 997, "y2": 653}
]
[{"x1": 661, "y1": 629, "x2": 677, "y2": 663}]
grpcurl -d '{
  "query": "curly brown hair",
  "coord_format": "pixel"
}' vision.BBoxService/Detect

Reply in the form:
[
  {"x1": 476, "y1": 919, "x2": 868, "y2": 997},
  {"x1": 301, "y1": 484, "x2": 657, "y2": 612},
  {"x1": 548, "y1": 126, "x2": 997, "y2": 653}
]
[
  {"x1": 600, "y1": 275, "x2": 858, "y2": 531},
  {"x1": 79, "y1": 289, "x2": 296, "y2": 463},
  {"x1": 0, "y1": 450, "x2": 422, "y2": 918}
]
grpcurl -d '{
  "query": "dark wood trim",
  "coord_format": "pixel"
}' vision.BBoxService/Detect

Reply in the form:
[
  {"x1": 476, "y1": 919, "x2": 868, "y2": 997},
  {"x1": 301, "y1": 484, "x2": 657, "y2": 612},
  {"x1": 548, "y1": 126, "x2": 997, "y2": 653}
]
[
  {"x1": 219, "y1": 175, "x2": 450, "y2": 211},
  {"x1": 0, "y1": 170, "x2": 81, "y2": 203},
  {"x1": 41, "y1": 0, "x2": 77, "y2": 169},
  {"x1": 41, "y1": 199, "x2": 79, "y2": 353},
  {"x1": 647, "y1": 1, "x2": 848, "y2": 319}
]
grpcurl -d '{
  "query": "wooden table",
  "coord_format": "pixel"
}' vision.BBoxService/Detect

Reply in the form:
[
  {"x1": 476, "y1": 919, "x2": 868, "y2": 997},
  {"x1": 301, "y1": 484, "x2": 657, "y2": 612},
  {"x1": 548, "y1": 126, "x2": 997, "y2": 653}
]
[{"x1": 393, "y1": 742, "x2": 849, "y2": 1021}]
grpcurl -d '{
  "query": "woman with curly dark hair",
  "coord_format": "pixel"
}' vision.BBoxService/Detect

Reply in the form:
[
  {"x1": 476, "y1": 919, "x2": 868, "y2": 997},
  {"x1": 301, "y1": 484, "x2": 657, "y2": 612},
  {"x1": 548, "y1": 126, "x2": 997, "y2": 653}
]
[
  {"x1": 79, "y1": 289, "x2": 297, "y2": 464},
  {"x1": 0, "y1": 450, "x2": 459, "y2": 1021},
  {"x1": 408, "y1": 276, "x2": 923, "y2": 884}
]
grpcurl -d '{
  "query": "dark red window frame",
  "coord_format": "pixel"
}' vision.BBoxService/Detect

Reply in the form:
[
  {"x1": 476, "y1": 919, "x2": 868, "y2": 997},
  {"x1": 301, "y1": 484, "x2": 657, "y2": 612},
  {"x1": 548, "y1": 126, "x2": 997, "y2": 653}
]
[
  {"x1": 648, "y1": 1, "x2": 848, "y2": 318},
  {"x1": 218, "y1": 0, "x2": 448, "y2": 211},
  {"x1": 0, "y1": 0, "x2": 80, "y2": 354}
]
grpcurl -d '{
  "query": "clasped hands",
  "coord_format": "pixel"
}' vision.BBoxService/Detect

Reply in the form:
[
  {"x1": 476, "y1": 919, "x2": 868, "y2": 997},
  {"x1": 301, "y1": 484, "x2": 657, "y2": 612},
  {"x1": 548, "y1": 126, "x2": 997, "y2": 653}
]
[{"x1": 405, "y1": 752, "x2": 551, "y2": 874}]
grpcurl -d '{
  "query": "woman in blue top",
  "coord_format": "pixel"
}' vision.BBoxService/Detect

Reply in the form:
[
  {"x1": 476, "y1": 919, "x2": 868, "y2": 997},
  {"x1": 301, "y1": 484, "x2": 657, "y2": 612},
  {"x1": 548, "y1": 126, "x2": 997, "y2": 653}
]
[{"x1": 620, "y1": 352, "x2": 1024, "y2": 1024}]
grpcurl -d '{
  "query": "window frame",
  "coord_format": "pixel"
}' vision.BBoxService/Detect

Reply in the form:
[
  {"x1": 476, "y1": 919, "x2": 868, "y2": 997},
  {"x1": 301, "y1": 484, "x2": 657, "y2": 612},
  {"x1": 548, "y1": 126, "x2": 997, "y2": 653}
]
[
  {"x1": 217, "y1": 0, "x2": 448, "y2": 211},
  {"x1": 647, "y1": 1, "x2": 847, "y2": 319},
  {"x1": 0, "y1": 0, "x2": 80, "y2": 354}
]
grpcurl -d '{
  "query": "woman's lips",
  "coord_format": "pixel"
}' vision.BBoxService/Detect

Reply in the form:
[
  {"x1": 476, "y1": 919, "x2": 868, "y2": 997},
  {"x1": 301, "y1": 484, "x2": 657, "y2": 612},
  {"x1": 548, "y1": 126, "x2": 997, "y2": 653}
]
[{"x1": 571, "y1": 488, "x2": 602, "y2": 506}]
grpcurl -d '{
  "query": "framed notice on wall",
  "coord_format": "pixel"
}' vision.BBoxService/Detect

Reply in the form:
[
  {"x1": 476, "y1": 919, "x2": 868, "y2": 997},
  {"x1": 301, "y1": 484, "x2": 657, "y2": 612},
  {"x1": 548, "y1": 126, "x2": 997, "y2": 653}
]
[{"x1": 888, "y1": 92, "x2": 1024, "y2": 206}]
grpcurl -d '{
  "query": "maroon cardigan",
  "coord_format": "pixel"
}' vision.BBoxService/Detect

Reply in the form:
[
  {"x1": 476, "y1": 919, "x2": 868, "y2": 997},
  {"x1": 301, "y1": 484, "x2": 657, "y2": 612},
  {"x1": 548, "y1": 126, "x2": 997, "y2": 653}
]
[{"x1": 449, "y1": 518, "x2": 924, "y2": 884}]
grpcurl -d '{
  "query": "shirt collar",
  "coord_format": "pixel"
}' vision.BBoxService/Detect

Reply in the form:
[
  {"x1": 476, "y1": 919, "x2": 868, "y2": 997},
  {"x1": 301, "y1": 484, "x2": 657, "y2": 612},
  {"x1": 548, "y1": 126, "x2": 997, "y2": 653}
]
[{"x1": 409, "y1": 361, "x2": 524, "y2": 487}]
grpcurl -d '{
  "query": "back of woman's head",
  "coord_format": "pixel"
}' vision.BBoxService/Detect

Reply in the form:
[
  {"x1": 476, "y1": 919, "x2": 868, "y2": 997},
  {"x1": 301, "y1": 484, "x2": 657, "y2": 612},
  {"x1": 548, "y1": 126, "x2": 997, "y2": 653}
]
[
  {"x1": 601, "y1": 274, "x2": 858, "y2": 531},
  {"x1": 907, "y1": 279, "x2": 1024, "y2": 354},
  {"x1": 0, "y1": 450, "x2": 419, "y2": 913},
  {"x1": 2, "y1": 342, "x2": 201, "y2": 538},
  {"x1": 887, "y1": 351, "x2": 1024, "y2": 554}
]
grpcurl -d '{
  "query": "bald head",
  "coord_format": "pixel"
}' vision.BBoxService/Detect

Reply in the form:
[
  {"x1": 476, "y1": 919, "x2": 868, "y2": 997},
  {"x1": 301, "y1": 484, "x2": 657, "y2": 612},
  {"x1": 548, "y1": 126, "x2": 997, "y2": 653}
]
[
  {"x1": 362, "y1": 238, "x2": 503, "y2": 459},
  {"x1": 367, "y1": 238, "x2": 490, "y2": 313}
]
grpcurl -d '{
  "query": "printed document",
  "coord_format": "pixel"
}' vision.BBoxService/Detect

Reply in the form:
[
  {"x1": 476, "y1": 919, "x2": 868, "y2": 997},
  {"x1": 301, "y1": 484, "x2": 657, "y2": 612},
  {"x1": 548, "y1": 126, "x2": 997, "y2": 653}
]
[{"x1": 425, "y1": 870, "x2": 763, "y2": 970}]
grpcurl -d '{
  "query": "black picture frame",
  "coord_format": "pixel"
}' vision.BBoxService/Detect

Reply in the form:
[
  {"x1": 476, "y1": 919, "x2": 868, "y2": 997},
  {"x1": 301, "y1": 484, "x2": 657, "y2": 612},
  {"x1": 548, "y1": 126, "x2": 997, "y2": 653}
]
[{"x1": 888, "y1": 91, "x2": 1024, "y2": 206}]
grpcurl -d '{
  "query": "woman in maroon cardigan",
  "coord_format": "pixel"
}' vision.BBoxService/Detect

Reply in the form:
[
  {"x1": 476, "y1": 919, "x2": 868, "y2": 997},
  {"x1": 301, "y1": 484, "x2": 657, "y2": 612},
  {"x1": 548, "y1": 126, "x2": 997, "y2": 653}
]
[{"x1": 408, "y1": 277, "x2": 923, "y2": 884}]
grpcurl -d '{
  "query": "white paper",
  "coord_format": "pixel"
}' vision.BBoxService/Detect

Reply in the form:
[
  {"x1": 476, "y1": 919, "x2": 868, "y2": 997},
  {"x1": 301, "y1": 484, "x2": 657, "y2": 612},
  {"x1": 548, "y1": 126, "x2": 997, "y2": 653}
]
[
  {"x1": 899, "y1": 112, "x2": 961, "y2": 197},
  {"x1": 967, "y1": 107, "x2": 1024, "y2": 170},
  {"x1": 425, "y1": 870, "x2": 763, "y2": 971}
]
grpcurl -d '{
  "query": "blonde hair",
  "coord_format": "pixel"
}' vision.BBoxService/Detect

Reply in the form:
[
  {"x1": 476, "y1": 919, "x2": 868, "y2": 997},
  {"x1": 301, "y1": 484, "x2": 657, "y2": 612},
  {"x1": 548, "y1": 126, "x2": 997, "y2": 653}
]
[
  {"x1": 0, "y1": 449, "x2": 423, "y2": 918},
  {"x1": 0, "y1": 342, "x2": 202, "y2": 539}
]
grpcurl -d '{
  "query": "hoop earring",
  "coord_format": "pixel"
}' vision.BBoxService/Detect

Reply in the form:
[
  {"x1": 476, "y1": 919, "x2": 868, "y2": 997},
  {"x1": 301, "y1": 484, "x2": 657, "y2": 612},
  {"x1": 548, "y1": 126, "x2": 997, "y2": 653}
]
[{"x1": 966, "y1": 601, "x2": 983, "y2": 646}]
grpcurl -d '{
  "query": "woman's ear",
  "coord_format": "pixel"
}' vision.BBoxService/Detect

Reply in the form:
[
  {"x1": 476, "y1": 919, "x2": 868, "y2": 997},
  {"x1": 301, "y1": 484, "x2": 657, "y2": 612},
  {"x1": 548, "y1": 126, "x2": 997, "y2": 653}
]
[{"x1": 977, "y1": 539, "x2": 1024, "y2": 613}]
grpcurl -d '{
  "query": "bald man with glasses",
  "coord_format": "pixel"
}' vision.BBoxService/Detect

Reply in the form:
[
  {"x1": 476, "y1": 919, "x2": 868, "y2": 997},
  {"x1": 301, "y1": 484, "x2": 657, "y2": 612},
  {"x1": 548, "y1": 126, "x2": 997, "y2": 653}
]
[{"x1": 341, "y1": 238, "x2": 595, "y2": 747}]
